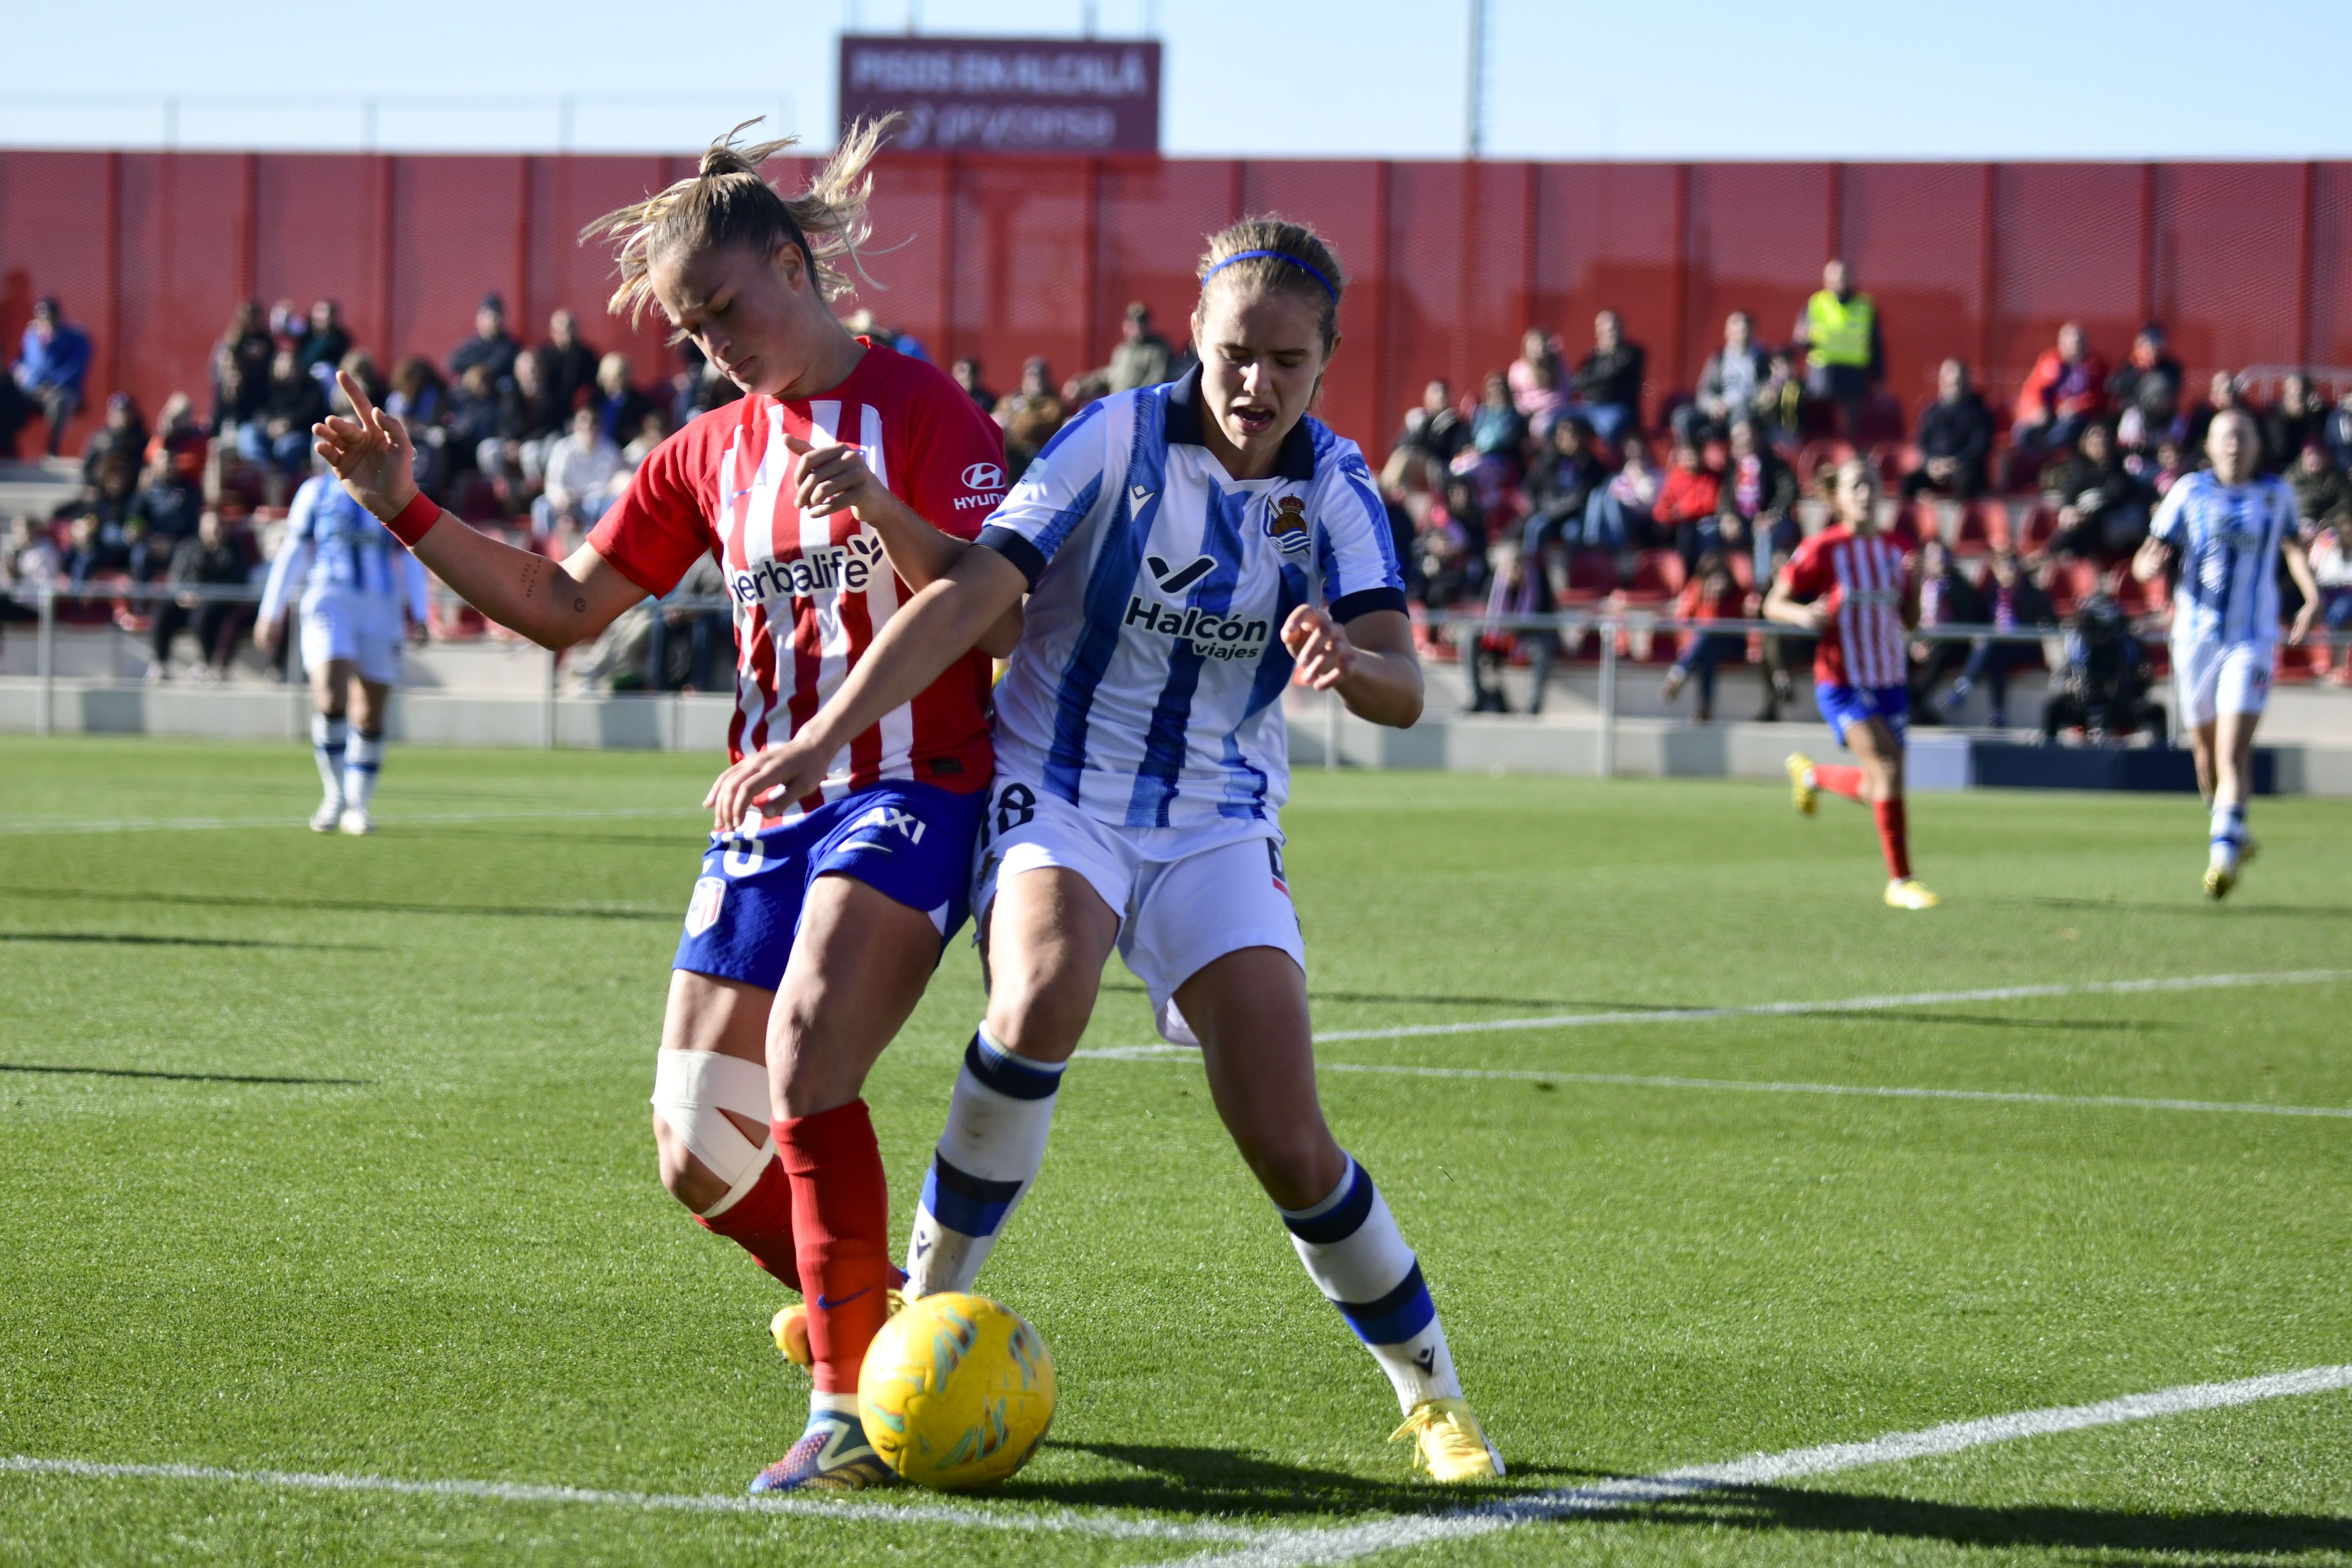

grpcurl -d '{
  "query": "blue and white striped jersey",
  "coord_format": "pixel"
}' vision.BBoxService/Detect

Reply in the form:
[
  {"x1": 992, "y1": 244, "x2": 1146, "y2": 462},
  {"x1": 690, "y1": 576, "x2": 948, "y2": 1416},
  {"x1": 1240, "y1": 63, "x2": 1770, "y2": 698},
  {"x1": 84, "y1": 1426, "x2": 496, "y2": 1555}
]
[
  {"x1": 2149, "y1": 471, "x2": 2298, "y2": 648},
  {"x1": 260, "y1": 475, "x2": 431, "y2": 624},
  {"x1": 977, "y1": 372, "x2": 1406, "y2": 828}
]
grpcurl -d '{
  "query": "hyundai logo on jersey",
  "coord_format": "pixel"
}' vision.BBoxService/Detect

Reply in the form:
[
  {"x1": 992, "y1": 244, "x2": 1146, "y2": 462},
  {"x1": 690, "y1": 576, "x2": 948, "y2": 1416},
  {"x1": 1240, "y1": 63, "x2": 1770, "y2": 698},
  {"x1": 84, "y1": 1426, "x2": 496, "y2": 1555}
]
[{"x1": 962, "y1": 462, "x2": 1007, "y2": 490}]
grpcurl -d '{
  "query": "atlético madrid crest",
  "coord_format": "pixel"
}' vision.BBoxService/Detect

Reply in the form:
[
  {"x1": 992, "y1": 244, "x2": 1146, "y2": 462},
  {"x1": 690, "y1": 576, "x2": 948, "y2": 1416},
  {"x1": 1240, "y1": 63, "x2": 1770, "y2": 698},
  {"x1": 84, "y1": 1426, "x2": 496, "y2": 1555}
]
[
  {"x1": 685, "y1": 876, "x2": 726, "y2": 937},
  {"x1": 1265, "y1": 495, "x2": 1311, "y2": 555}
]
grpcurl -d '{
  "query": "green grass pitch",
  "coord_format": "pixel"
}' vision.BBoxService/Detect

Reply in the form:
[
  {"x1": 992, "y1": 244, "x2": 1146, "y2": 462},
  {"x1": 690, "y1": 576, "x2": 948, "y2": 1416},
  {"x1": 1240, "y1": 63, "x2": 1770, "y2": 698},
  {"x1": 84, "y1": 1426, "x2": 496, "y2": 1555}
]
[{"x1": 1, "y1": 735, "x2": 2347, "y2": 1566}]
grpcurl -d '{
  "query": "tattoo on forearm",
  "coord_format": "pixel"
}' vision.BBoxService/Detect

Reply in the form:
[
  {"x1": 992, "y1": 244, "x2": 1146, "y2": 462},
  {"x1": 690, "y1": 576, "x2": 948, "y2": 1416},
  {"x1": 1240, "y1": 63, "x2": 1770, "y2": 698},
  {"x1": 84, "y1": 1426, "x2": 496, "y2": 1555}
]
[{"x1": 519, "y1": 560, "x2": 542, "y2": 600}]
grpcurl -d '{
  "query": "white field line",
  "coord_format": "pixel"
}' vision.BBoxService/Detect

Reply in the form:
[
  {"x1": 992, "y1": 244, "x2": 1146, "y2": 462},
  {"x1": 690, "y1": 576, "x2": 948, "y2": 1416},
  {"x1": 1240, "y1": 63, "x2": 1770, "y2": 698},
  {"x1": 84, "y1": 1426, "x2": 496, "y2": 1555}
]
[
  {"x1": 1073, "y1": 970, "x2": 2352, "y2": 1119},
  {"x1": 1298, "y1": 969, "x2": 2352, "y2": 1045},
  {"x1": 1146, "y1": 1363, "x2": 2352, "y2": 1568},
  {"x1": 1088, "y1": 1057, "x2": 2352, "y2": 1121},
  {"x1": 0, "y1": 1455, "x2": 1260, "y2": 1544},
  {"x1": 0, "y1": 806, "x2": 703, "y2": 835},
  {"x1": 10, "y1": 1365, "x2": 2346, "y2": 1554}
]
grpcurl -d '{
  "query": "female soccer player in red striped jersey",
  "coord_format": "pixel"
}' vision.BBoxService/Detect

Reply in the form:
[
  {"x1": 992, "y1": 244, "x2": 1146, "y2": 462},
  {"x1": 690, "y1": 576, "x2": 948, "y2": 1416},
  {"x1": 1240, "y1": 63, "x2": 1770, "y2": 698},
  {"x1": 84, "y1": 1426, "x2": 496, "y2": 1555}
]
[
  {"x1": 1765, "y1": 456, "x2": 1941, "y2": 910},
  {"x1": 311, "y1": 122, "x2": 1020, "y2": 1492}
]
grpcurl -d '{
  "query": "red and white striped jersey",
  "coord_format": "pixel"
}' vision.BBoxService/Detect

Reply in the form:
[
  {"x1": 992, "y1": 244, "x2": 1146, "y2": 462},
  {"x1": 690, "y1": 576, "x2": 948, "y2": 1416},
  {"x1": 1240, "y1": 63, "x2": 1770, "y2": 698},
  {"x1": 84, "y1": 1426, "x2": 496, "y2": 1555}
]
[
  {"x1": 1782, "y1": 525, "x2": 1912, "y2": 690},
  {"x1": 589, "y1": 342, "x2": 1007, "y2": 821}
]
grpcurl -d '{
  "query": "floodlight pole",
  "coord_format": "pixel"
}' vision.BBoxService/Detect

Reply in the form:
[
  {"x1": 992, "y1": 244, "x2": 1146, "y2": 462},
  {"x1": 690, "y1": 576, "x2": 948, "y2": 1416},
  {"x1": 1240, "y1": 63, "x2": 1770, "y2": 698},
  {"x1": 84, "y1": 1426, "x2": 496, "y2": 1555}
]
[{"x1": 1464, "y1": 0, "x2": 1489, "y2": 158}]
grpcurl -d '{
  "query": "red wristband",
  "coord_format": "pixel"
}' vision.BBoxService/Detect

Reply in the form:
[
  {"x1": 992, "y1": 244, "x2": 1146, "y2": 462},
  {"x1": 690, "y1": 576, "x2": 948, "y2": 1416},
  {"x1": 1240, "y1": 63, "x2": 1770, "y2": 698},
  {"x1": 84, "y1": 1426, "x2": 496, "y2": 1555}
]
[{"x1": 384, "y1": 491, "x2": 441, "y2": 548}]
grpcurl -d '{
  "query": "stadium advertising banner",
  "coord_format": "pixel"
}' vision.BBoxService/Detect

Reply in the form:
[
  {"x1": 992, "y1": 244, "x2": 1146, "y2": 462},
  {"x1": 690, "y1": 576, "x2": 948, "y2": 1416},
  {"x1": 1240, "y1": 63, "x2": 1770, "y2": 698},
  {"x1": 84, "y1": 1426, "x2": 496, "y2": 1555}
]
[{"x1": 838, "y1": 34, "x2": 1162, "y2": 153}]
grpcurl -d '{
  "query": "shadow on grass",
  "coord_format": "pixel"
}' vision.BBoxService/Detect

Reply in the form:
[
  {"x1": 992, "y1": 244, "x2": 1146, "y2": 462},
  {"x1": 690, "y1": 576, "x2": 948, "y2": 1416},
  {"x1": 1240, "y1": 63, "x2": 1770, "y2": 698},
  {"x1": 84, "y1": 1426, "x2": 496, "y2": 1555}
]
[
  {"x1": 1007, "y1": 1441, "x2": 1530, "y2": 1518},
  {"x1": 0, "y1": 888, "x2": 672, "y2": 923},
  {"x1": 1618, "y1": 1483, "x2": 2352, "y2": 1557},
  {"x1": 0, "y1": 1062, "x2": 367, "y2": 1086},
  {"x1": 0, "y1": 931, "x2": 378, "y2": 952}
]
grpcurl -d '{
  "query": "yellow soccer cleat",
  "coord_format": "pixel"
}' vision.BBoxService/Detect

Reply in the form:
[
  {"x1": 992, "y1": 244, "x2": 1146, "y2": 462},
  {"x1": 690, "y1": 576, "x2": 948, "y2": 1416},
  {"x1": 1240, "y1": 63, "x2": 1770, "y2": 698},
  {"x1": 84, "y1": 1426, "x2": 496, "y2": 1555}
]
[
  {"x1": 2204, "y1": 863, "x2": 2237, "y2": 902},
  {"x1": 1884, "y1": 878, "x2": 1942, "y2": 910},
  {"x1": 772, "y1": 1288, "x2": 908, "y2": 1368},
  {"x1": 1785, "y1": 752, "x2": 1819, "y2": 816},
  {"x1": 1390, "y1": 1397, "x2": 1504, "y2": 1483}
]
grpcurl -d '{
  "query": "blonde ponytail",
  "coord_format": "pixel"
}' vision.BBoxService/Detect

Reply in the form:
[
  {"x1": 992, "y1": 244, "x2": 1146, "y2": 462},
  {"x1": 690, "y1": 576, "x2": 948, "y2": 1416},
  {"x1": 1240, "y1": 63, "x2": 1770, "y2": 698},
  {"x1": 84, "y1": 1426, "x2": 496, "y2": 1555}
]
[{"x1": 583, "y1": 115, "x2": 899, "y2": 323}]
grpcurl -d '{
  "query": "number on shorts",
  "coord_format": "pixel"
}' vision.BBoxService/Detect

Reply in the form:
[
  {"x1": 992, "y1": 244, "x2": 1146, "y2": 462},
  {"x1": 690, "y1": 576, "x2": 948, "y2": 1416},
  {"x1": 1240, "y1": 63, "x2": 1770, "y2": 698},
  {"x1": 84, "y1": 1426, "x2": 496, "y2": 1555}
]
[{"x1": 994, "y1": 782, "x2": 1037, "y2": 838}]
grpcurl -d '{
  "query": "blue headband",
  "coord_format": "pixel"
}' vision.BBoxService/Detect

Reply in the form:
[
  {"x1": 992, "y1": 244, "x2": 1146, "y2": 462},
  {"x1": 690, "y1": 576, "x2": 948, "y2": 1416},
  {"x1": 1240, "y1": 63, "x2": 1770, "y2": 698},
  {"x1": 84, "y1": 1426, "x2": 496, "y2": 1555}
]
[{"x1": 1201, "y1": 248, "x2": 1338, "y2": 302}]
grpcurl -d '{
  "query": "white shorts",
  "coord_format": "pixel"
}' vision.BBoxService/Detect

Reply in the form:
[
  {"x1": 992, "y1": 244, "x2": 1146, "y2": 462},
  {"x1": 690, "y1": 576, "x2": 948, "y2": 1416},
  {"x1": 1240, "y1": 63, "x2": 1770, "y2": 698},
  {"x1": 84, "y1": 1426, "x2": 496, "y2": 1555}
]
[
  {"x1": 2172, "y1": 638, "x2": 2272, "y2": 730},
  {"x1": 972, "y1": 775, "x2": 1303, "y2": 1046},
  {"x1": 301, "y1": 595, "x2": 405, "y2": 686}
]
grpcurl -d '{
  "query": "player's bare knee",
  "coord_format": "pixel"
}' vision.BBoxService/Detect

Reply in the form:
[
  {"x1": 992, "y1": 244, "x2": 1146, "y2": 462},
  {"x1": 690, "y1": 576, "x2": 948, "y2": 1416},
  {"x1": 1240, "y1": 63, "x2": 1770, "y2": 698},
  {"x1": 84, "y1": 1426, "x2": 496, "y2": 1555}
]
[{"x1": 985, "y1": 961, "x2": 1095, "y2": 1063}]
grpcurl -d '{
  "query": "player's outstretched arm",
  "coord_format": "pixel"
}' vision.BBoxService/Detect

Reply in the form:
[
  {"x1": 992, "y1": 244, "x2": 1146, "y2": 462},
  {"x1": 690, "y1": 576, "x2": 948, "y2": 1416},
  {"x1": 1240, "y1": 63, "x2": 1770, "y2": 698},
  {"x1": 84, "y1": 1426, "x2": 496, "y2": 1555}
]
[
  {"x1": 2282, "y1": 537, "x2": 2321, "y2": 645},
  {"x1": 312, "y1": 370, "x2": 643, "y2": 651},
  {"x1": 779, "y1": 431, "x2": 1023, "y2": 657},
  {"x1": 1762, "y1": 573, "x2": 1828, "y2": 632},
  {"x1": 704, "y1": 544, "x2": 1029, "y2": 829},
  {"x1": 1283, "y1": 605, "x2": 1422, "y2": 728}
]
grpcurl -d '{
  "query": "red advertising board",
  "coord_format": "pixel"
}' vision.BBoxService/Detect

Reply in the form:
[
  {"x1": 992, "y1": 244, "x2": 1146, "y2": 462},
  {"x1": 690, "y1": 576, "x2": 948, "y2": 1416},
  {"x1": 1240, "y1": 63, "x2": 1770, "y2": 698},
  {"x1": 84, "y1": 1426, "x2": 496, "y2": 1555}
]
[{"x1": 838, "y1": 35, "x2": 1161, "y2": 153}]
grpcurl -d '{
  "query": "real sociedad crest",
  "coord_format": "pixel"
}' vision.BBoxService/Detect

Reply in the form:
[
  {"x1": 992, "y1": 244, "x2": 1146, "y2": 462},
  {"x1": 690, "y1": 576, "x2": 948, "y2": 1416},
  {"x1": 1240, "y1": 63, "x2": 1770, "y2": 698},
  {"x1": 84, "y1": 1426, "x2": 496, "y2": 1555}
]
[{"x1": 1265, "y1": 495, "x2": 1311, "y2": 556}]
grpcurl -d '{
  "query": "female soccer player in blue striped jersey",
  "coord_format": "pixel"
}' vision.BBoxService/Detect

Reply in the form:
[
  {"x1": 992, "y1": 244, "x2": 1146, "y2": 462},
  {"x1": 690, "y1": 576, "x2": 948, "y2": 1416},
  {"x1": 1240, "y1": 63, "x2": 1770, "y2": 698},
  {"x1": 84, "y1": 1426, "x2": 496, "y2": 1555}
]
[{"x1": 712, "y1": 217, "x2": 1502, "y2": 1482}]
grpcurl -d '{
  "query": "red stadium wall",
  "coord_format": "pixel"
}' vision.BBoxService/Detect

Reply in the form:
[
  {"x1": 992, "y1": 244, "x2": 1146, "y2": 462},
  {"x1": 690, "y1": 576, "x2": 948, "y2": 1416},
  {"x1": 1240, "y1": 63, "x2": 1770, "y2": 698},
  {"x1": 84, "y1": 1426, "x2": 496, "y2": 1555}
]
[{"x1": 4, "y1": 149, "x2": 2348, "y2": 457}]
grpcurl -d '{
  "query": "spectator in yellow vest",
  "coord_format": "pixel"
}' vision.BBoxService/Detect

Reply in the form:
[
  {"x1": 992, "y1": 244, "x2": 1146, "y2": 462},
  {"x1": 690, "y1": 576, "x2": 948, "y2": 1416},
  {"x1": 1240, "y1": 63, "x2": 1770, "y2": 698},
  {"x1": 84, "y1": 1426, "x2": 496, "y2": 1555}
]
[{"x1": 1792, "y1": 258, "x2": 1884, "y2": 440}]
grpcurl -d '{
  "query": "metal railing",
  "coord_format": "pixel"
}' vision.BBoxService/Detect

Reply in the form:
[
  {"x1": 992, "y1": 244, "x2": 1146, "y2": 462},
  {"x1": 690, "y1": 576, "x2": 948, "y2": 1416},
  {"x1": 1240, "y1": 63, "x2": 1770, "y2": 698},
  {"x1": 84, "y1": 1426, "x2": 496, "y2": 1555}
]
[{"x1": 8, "y1": 581, "x2": 2345, "y2": 768}]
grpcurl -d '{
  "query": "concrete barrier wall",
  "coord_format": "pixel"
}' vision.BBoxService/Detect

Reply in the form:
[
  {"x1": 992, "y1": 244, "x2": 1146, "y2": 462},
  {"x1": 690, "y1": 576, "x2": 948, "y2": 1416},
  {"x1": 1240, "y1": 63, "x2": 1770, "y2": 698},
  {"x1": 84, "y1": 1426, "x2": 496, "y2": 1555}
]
[{"x1": 11, "y1": 676, "x2": 2348, "y2": 796}]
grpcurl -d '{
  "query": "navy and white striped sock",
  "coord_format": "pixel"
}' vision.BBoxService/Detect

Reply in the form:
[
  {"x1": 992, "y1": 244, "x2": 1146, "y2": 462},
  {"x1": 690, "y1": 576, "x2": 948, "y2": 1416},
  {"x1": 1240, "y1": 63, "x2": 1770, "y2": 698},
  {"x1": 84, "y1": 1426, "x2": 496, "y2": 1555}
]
[
  {"x1": 311, "y1": 713, "x2": 347, "y2": 808},
  {"x1": 904, "y1": 1025, "x2": 1065, "y2": 1298},
  {"x1": 344, "y1": 730, "x2": 385, "y2": 814},
  {"x1": 1280, "y1": 1156, "x2": 1461, "y2": 1413}
]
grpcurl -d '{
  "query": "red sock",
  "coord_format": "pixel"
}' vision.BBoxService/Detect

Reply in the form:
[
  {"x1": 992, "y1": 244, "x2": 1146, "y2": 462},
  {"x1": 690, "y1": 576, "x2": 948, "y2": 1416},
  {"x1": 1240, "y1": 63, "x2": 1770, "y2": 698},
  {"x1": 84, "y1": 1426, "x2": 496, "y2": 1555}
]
[
  {"x1": 1814, "y1": 763, "x2": 1867, "y2": 802},
  {"x1": 1872, "y1": 797, "x2": 1912, "y2": 880},
  {"x1": 775, "y1": 1101, "x2": 892, "y2": 1395},
  {"x1": 693, "y1": 1157, "x2": 800, "y2": 1293}
]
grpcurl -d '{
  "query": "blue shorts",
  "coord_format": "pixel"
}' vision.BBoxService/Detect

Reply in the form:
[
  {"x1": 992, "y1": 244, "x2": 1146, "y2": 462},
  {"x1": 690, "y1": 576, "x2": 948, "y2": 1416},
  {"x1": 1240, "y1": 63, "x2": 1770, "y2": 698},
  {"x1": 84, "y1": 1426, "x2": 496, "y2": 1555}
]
[
  {"x1": 1816, "y1": 682, "x2": 1909, "y2": 747},
  {"x1": 672, "y1": 780, "x2": 986, "y2": 991}
]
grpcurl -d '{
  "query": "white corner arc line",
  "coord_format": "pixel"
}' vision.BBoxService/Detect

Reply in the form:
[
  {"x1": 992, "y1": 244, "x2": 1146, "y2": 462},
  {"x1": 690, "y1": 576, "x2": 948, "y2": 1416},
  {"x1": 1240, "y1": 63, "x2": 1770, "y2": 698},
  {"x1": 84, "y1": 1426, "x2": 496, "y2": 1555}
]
[
  {"x1": 0, "y1": 1456, "x2": 1262, "y2": 1544},
  {"x1": 1143, "y1": 1363, "x2": 2352, "y2": 1568}
]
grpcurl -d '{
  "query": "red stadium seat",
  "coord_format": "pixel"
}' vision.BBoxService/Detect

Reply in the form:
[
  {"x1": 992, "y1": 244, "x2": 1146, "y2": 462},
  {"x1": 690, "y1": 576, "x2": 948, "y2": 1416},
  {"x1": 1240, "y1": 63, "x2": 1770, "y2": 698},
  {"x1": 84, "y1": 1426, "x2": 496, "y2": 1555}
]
[
  {"x1": 1974, "y1": 499, "x2": 2015, "y2": 553},
  {"x1": 2045, "y1": 559, "x2": 2099, "y2": 615},
  {"x1": 1727, "y1": 551, "x2": 1757, "y2": 592},
  {"x1": 1615, "y1": 550, "x2": 1686, "y2": 661},
  {"x1": 1559, "y1": 551, "x2": 1616, "y2": 604},
  {"x1": 2016, "y1": 503, "x2": 2060, "y2": 556},
  {"x1": 1618, "y1": 550, "x2": 1686, "y2": 602},
  {"x1": 2112, "y1": 569, "x2": 2170, "y2": 617}
]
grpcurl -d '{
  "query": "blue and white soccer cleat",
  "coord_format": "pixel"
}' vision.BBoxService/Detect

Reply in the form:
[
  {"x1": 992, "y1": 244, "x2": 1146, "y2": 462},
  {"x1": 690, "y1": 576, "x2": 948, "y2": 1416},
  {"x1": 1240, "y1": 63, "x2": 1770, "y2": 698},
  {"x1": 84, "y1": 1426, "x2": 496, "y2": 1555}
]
[{"x1": 748, "y1": 1406, "x2": 896, "y2": 1494}]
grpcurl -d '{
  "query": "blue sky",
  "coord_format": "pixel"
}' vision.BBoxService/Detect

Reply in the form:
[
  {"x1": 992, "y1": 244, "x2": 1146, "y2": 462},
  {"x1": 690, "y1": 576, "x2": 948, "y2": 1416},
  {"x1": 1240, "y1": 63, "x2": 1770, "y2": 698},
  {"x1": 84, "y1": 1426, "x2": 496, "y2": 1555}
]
[{"x1": 8, "y1": 0, "x2": 2351, "y2": 159}]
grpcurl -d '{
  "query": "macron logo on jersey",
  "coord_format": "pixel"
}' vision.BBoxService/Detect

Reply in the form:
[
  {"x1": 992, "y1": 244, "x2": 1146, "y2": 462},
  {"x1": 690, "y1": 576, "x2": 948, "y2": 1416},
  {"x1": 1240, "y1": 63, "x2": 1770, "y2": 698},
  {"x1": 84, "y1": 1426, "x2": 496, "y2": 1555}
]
[{"x1": 729, "y1": 532, "x2": 886, "y2": 605}]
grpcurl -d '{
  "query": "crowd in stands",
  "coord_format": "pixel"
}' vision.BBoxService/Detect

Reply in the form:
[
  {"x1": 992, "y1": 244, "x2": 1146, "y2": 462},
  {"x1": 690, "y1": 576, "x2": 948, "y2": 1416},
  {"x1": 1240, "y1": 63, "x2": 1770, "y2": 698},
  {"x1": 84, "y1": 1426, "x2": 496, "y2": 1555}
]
[
  {"x1": 6, "y1": 262, "x2": 2350, "y2": 709},
  {"x1": 0, "y1": 288, "x2": 1188, "y2": 692},
  {"x1": 1384, "y1": 259, "x2": 2352, "y2": 720}
]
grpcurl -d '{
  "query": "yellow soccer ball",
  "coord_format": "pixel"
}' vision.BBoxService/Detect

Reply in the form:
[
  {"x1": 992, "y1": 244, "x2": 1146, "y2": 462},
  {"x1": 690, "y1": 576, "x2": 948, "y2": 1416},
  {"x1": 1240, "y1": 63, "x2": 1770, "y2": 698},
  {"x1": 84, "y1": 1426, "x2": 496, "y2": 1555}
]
[{"x1": 857, "y1": 1292, "x2": 1055, "y2": 1490}]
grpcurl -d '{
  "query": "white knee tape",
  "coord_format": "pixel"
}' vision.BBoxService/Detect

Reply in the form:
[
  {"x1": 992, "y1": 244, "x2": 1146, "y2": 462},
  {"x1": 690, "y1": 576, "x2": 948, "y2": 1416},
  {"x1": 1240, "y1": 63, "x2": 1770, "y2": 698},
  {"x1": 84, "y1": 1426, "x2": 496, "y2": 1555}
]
[{"x1": 651, "y1": 1050, "x2": 775, "y2": 1216}]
